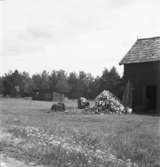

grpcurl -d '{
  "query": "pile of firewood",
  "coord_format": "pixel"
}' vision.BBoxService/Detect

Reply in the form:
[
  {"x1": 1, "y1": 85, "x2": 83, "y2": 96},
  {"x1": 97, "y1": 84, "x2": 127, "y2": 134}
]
[{"x1": 85, "y1": 90, "x2": 132, "y2": 114}]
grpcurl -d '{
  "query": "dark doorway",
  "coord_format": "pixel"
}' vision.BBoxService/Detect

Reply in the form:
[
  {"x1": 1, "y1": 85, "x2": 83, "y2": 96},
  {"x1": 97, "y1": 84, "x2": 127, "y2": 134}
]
[{"x1": 146, "y1": 85, "x2": 157, "y2": 112}]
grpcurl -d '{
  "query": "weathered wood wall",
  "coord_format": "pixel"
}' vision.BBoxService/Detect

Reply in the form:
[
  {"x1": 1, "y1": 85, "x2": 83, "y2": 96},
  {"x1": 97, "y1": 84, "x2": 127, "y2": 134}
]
[
  {"x1": 157, "y1": 62, "x2": 160, "y2": 114},
  {"x1": 123, "y1": 61, "x2": 160, "y2": 114}
]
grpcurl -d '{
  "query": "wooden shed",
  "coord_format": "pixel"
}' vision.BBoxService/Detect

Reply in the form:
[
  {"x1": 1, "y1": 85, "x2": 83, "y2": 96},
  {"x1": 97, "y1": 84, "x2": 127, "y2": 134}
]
[
  {"x1": 32, "y1": 89, "x2": 64, "y2": 102},
  {"x1": 120, "y1": 37, "x2": 160, "y2": 114},
  {"x1": 32, "y1": 89, "x2": 53, "y2": 101}
]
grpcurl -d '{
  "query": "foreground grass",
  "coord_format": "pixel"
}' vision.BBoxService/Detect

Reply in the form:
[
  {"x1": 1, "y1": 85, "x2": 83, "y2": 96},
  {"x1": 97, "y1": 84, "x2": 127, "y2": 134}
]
[
  {"x1": 0, "y1": 97, "x2": 160, "y2": 167},
  {"x1": 0, "y1": 126, "x2": 132, "y2": 167}
]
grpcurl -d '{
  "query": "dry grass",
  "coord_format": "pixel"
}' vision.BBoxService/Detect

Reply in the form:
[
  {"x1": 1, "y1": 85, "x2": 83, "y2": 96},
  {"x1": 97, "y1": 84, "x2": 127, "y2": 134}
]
[{"x1": 0, "y1": 97, "x2": 160, "y2": 167}]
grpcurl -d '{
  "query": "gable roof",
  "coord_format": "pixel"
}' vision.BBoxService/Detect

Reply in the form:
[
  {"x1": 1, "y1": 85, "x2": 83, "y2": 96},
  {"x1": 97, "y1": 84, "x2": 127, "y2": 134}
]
[{"x1": 119, "y1": 36, "x2": 160, "y2": 65}]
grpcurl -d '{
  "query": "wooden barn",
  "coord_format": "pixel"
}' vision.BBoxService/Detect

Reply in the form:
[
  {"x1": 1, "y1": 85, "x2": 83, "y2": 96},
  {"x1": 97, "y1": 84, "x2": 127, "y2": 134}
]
[{"x1": 120, "y1": 37, "x2": 160, "y2": 114}]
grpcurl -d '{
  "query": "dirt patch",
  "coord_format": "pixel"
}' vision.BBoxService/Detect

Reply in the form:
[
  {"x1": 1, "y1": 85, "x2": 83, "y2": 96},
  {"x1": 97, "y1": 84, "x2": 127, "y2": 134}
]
[{"x1": 0, "y1": 154, "x2": 43, "y2": 167}]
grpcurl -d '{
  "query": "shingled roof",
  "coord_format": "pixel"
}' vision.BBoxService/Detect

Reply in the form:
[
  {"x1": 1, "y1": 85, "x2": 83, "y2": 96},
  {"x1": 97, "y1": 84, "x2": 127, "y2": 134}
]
[{"x1": 119, "y1": 36, "x2": 160, "y2": 65}]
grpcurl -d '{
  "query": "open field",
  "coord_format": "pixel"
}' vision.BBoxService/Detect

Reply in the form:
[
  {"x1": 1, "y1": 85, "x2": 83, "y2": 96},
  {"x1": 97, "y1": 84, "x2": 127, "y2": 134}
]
[{"x1": 0, "y1": 97, "x2": 160, "y2": 167}]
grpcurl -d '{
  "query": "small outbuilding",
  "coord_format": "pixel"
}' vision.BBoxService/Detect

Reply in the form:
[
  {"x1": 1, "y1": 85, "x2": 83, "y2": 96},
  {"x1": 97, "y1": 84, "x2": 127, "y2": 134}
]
[
  {"x1": 120, "y1": 36, "x2": 160, "y2": 114},
  {"x1": 32, "y1": 89, "x2": 65, "y2": 101}
]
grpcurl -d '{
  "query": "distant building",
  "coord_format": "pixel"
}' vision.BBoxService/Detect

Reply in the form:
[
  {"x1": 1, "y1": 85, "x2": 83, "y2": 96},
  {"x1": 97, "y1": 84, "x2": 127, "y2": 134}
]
[
  {"x1": 32, "y1": 89, "x2": 64, "y2": 101},
  {"x1": 120, "y1": 36, "x2": 160, "y2": 114}
]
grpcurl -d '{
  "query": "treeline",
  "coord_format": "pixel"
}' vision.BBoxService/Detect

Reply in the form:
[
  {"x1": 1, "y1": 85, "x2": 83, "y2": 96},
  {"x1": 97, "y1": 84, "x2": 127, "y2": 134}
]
[{"x1": 0, "y1": 67, "x2": 125, "y2": 99}]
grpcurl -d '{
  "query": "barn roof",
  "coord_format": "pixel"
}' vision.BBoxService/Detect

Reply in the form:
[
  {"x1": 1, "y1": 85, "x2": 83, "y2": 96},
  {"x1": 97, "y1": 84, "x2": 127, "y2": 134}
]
[{"x1": 119, "y1": 36, "x2": 160, "y2": 65}]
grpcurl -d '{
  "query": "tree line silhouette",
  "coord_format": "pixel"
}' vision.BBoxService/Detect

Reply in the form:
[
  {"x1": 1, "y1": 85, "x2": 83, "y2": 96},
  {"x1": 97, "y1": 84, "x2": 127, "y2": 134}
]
[{"x1": 0, "y1": 67, "x2": 125, "y2": 100}]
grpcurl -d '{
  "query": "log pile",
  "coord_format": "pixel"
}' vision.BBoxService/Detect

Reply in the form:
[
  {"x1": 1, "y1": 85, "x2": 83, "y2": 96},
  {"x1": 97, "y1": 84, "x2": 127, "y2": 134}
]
[{"x1": 85, "y1": 90, "x2": 132, "y2": 114}]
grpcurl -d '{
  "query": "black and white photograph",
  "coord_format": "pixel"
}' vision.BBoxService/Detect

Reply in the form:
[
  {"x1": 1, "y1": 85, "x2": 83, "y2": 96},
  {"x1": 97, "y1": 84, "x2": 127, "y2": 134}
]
[{"x1": 0, "y1": 0, "x2": 160, "y2": 166}]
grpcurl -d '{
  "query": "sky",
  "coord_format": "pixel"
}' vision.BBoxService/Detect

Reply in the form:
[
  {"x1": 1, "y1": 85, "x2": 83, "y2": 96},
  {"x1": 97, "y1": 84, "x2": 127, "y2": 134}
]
[{"x1": 0, "y1": 0, "x2": 160, "y2": 77}]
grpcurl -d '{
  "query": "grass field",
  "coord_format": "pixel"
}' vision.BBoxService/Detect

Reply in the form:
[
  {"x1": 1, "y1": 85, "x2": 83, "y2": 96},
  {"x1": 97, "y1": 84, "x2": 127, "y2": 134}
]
[{"x1": 0, "y1": 97, "x2": 160, "y2": 167}]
